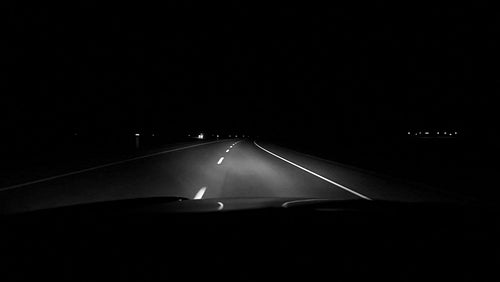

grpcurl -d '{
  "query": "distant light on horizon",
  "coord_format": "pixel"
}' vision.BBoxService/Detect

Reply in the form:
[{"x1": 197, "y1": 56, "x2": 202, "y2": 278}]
[
  {"x1": 407, "y1": 130, "x2": 460, "y2": 138},
  {"x1": 135, "y1": 133, "x2": 140, "y2": 137}
]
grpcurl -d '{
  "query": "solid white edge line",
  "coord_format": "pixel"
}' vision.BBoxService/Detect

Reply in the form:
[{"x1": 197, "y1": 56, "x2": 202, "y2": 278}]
[
  {"x1": 194, "y1": 187, "x2": 207, "y2": 200},
  {"x1": 217, "y1": 157, "x2": 224, "y2": 165},
  {"x1": 0, "y1": 140, "x2": 225, "y2": 192},
  {"x1": 253, "y1": 141, "x2": 372, "y2": 200}
]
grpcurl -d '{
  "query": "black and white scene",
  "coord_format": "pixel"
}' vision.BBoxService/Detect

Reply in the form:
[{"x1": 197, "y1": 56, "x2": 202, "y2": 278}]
[{"x1": 1, "y1": 2, "x2": 498, "y2": 282}]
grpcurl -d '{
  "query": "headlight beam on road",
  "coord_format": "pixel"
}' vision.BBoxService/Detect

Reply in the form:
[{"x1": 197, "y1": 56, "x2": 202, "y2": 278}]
[{"x1": 253, "y1": 141, "x2": 372, "y2": 200}]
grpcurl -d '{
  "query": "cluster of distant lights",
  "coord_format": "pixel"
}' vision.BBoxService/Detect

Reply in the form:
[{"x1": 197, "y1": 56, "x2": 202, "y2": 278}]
[
  {"x1": 133, "y1": 133, "x2": 248, "y2": 139},
  {"x1": 76, "y1": 133, "x2": 248, "y2": 139},
  {"x1": 73, "y1": 132, "x2": 256, "y2": 142},
  {"x1": 220, "y1": 134, "x2": 246, "y2": 138},
  {"x1": 408, "y1": 131, "x2": 458, "y2": 136},
  {"x1": 186, "y1": 133, "x2": 247, "y2": 140}
]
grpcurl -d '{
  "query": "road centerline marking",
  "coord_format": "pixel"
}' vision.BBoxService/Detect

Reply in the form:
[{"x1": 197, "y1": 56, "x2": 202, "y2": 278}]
[
  {"x1": 217, "y1": 157, "x2": 225, "y2": 165},
  {"x1": 253, "y1": 141, "x2": 372, "y2": 200},
  {"x1": 194, "y1": 187, "x2": 207, "y2": 199}
]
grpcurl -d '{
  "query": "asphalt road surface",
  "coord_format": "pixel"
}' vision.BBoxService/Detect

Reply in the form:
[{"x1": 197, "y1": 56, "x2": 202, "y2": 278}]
[{"x1": 0, "y1": 139, "x2": 462, "y2": 214}]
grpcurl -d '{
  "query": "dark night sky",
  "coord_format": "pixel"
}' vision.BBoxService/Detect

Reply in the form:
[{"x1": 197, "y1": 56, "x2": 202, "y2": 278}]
[{"x1": 2, "y1": 2, "x2": 498, "y2": 141}]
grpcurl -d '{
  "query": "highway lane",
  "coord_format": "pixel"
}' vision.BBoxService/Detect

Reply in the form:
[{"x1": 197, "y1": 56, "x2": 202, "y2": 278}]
[{"x1": 0, "y1": 139, "x2": 461, "y2": 214}]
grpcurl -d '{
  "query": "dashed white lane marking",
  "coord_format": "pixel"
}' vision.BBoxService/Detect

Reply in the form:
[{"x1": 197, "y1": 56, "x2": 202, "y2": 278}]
[
  {"x1": 194, "y1": 187, "x2": 207, "y2": 199},
  {"x1": 226, "y1": 149, "x2": 230, "y2": 153},
  {"x1": 0, "y1": 140, "x2": 225, "y2": 192},
  {"x1": 253, "y1": 141, "x2": 372, "y2": 200},
  {"x1": 217, "y1": 157, "x2": 225, "y2": 165}
]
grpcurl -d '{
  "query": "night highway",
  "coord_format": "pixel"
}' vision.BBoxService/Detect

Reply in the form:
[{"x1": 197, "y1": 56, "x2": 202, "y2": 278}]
[
  {"x1": 0, "y1": 139, "x2": 463, "y2": 214},
  {"x1": 1, "y1": 2, "x2": 498, "y2": 282}
]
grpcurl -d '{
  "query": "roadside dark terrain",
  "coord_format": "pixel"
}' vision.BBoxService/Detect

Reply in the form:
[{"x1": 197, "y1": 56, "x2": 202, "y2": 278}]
[
  {"x1": 270, "y1": 134, "x2": 497, "y2": 204},
  {"x1": 0, "y1": 132, "x2": 215, "y2": 188}
]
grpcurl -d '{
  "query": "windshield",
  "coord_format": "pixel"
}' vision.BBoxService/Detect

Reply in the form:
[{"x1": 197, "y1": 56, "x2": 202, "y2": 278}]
[{"x1": 1, "y1": 3, "x2": 495, "y2": 213}]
